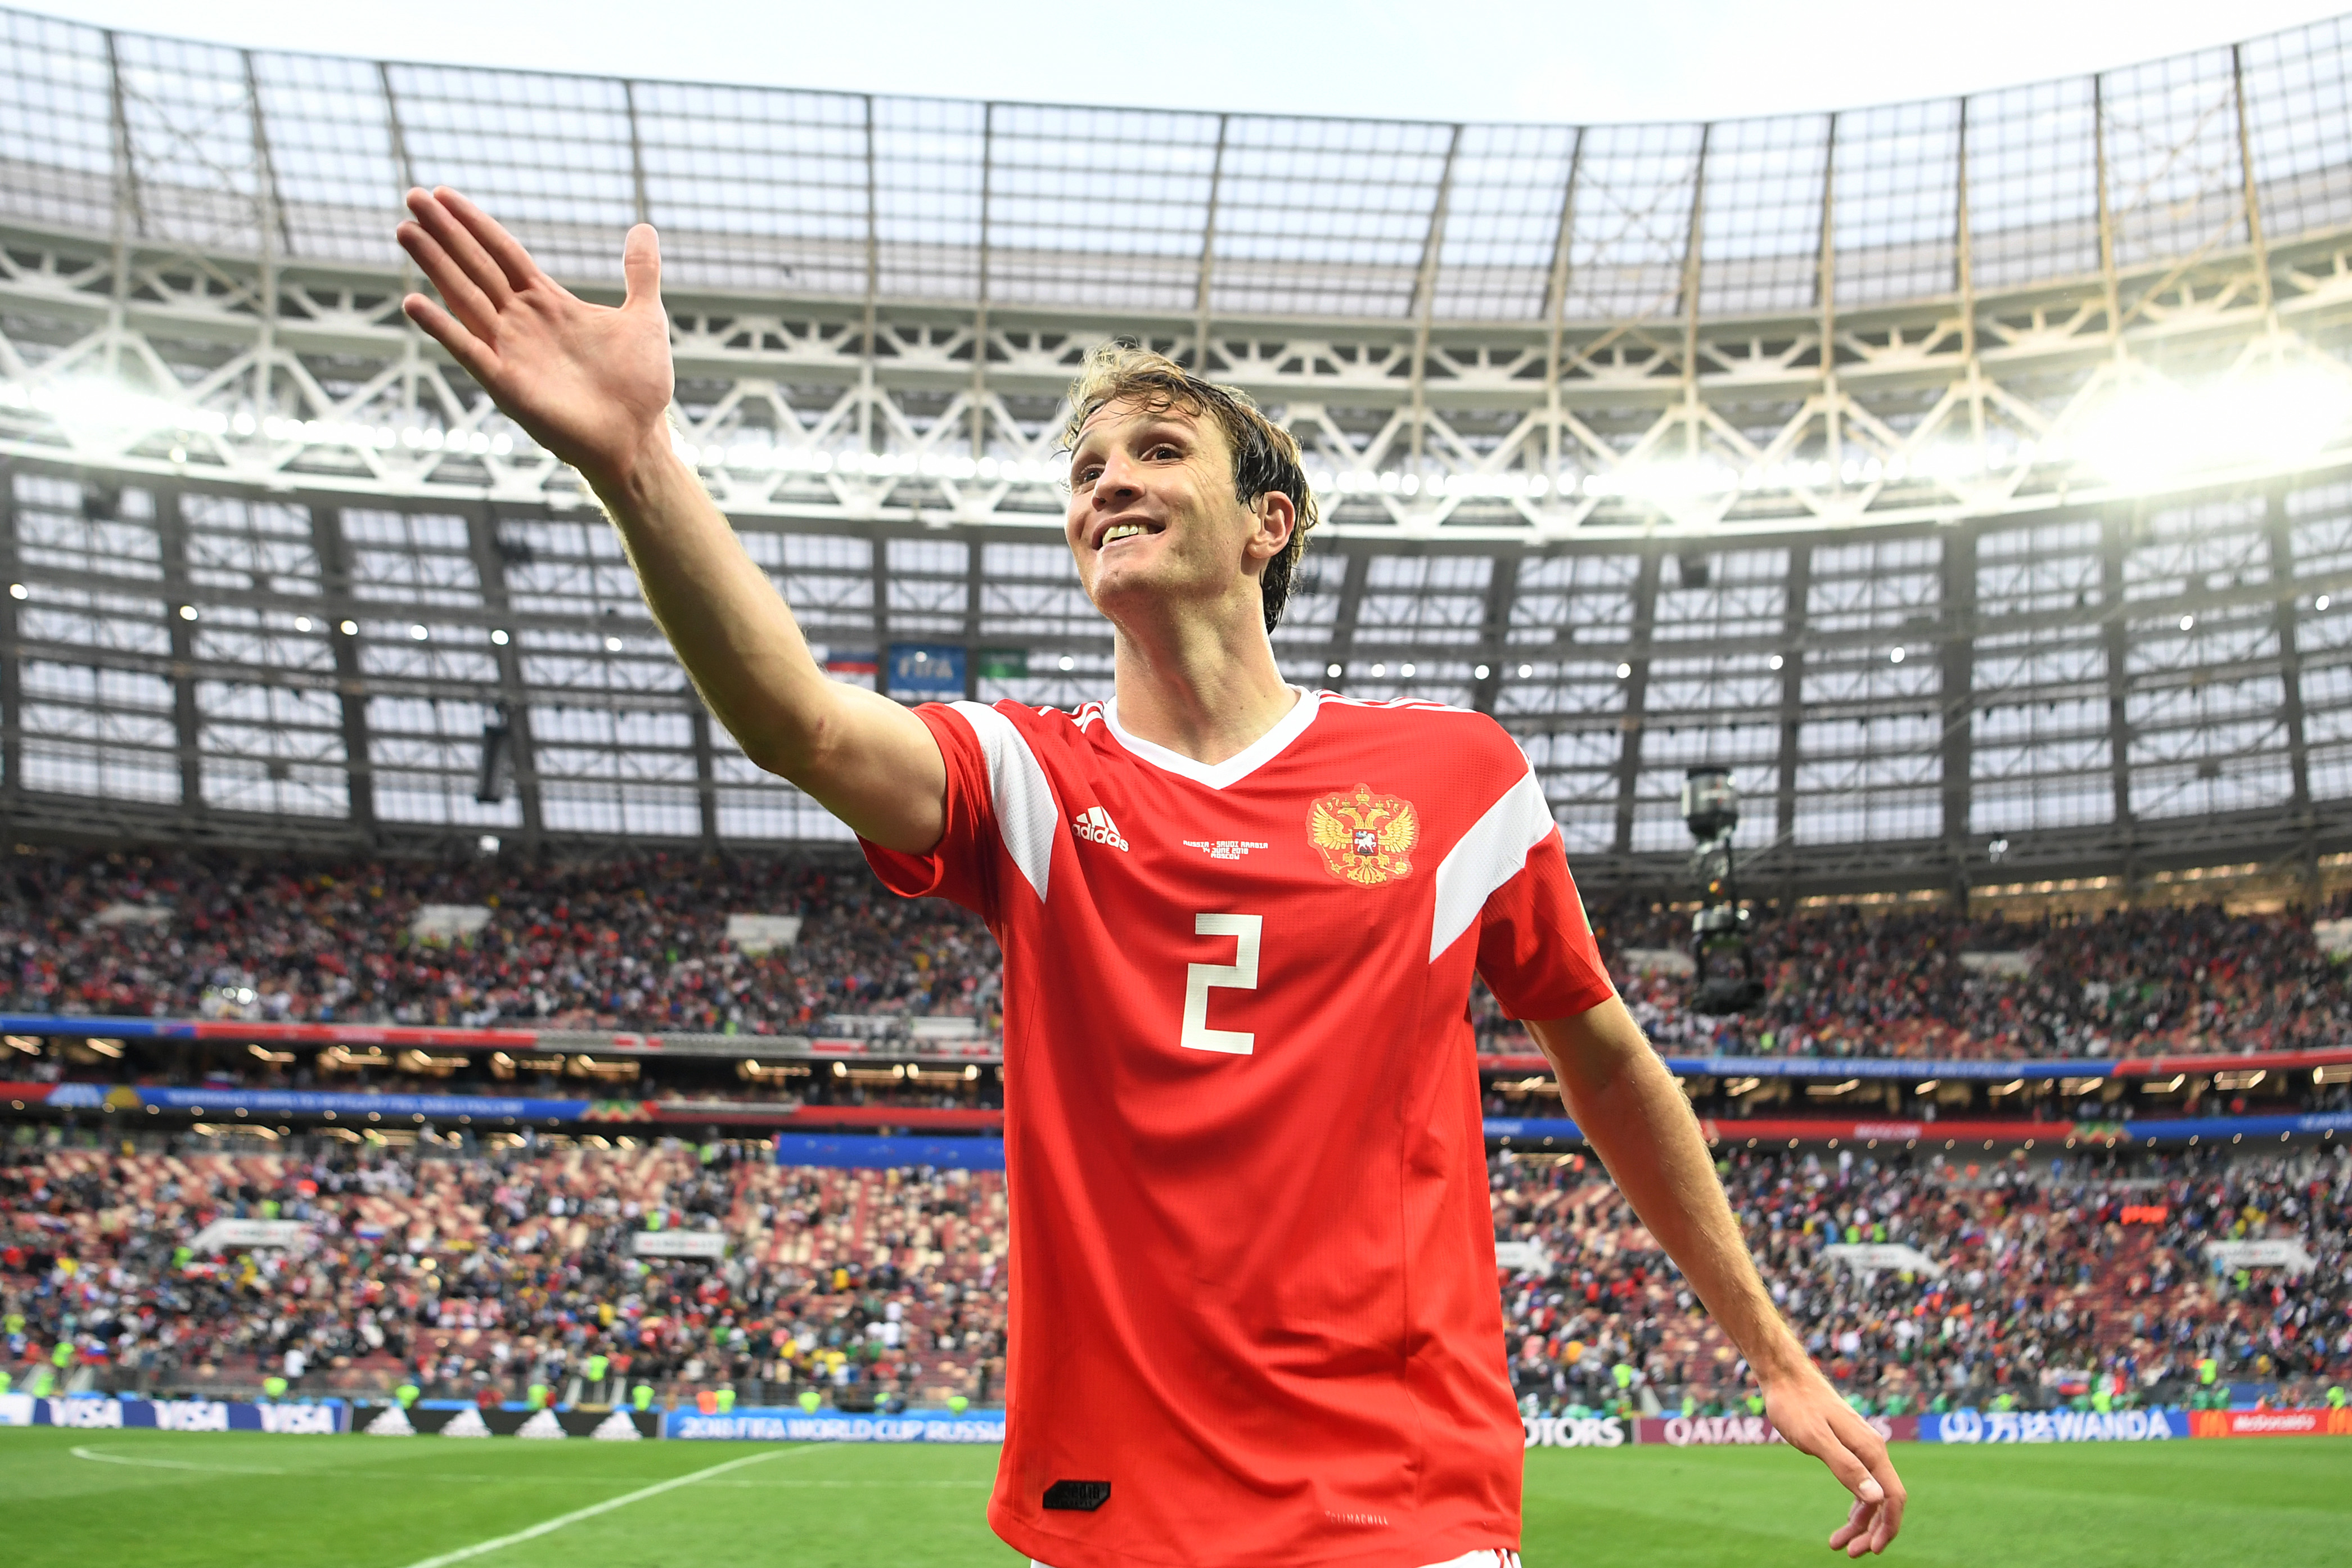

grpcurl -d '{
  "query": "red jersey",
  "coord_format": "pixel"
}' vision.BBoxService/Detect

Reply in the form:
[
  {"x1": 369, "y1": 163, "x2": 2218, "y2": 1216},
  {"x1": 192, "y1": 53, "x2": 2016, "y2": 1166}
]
[{"x1": 862, "y1": 689, "x2": 1611, "y2": 1568}]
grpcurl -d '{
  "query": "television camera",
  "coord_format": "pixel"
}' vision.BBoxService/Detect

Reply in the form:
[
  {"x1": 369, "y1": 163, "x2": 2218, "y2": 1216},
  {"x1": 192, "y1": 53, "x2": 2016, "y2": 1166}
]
[{"x1": 1682, "y1": 765, "x2": 1765, "y2": 1015}]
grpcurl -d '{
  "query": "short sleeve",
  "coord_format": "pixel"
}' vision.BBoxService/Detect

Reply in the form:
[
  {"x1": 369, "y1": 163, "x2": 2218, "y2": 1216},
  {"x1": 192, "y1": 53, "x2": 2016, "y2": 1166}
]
[
  {"x1": 859, "y1": 704, "x2": 1001, "y2": 920},
  {"x1": 1429, "y1": 725, "x2": 1616, "y2": 1021},
  {"x1": 1474, "y1": 830, "x2": 1615, "y2": 1021}
]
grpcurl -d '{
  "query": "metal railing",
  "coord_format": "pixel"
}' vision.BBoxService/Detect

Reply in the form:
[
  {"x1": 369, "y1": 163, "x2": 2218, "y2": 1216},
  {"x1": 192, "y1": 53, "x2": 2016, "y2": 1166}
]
[{"x1": 1, "y1": 7, "x2": 2347, "y2": 323}]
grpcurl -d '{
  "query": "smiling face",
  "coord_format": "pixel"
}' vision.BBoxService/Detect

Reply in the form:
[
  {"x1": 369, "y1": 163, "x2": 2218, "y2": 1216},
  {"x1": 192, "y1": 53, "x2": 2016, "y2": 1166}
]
[{"x1": 1064, "y1": 397, "x2": 1295, "y2": 638}]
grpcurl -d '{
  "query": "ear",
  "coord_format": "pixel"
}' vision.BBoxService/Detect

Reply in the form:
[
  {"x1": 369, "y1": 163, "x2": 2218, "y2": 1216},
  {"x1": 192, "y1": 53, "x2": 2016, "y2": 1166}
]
[{"x1": 1246, "y1": 490, "x2": 1296, "y2": 563}]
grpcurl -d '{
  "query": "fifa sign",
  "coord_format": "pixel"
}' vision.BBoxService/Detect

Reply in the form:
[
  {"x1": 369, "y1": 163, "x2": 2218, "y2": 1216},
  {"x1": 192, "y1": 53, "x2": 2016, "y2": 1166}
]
[
  {"x1": 665, "y1": 1408, "x2": 1007, "y2": 1443},
  {"x1": 1523, "y1": 1414, "x2": 1625, "y2": 1448}
]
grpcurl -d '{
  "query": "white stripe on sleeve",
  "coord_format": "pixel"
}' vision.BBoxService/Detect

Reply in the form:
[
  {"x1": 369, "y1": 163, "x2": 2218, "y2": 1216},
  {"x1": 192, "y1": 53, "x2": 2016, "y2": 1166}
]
[
  {"x1": 949, "y1": 701, "x2": 1060, "y2": 905},
  {"x1": 1429, "y1": 764, "x2": 1558, "y2": 963}
]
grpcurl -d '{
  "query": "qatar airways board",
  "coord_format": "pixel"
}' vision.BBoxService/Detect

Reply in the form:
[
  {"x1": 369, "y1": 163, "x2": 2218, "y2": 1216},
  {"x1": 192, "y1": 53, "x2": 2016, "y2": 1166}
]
[{"x1": 1633, "y1": 1413, "x2": 1918, "y2": 1446}]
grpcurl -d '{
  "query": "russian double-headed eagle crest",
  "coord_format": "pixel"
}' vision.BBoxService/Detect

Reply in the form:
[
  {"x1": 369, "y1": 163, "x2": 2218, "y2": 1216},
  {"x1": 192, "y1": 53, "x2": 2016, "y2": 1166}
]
[{"x1": 1307, "y1": 784, "x2": 1420, "y2": 887}]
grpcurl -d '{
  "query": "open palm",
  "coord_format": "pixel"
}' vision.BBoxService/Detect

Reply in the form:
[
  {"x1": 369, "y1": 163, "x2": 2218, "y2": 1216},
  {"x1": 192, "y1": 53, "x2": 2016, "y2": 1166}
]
[{"x1": 395, "y1": 187, "x2": 673, "y2": 483}]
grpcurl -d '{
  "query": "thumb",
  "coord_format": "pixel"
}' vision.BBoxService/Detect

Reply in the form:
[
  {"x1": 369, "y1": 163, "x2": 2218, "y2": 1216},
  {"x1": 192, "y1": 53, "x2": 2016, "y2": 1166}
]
[{"x1": 622, "y1": 223, "x2": 662, "y2": 313}]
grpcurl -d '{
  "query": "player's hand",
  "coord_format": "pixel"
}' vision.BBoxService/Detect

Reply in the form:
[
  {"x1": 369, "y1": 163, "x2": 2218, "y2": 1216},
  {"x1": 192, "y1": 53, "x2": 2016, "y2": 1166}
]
[
  {"x1": 395, "y1": 187, "x2": 673, "y2": 488},
  {"x1": 1763, "y1": 1368, "x2": 1907, "y2": 1556}
]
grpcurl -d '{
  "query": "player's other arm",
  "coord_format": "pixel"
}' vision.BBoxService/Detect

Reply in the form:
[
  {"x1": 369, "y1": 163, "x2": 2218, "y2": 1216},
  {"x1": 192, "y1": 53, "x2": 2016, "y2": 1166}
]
[
  {"x1": 393, "y1": 187, "x2": 944, "y2": 853},
  {"x1": 1525, "y1": 999, "x2": 1907, "y2": 1558}
]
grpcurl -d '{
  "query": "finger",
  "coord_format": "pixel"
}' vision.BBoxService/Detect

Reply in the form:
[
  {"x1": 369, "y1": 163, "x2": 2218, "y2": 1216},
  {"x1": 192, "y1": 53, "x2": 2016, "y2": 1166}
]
[
  {"x1": 1848, "y1": 1507, "x2": 1881, "y2": 1559},
  {"x1": 1865, "y1": 1461, "x2": 1906, "y2": 1553},
  {"x1": 621, "y1": 223, "x2": 662, "y2": 316},
  {"x1": 436, "y1": 187, "x2": 547, "y2": 295},
  {"x1": 404, "y1": 187, "x2": 516, "y2": 306},
  {"x1": 395, "y1": 221, "x2": 501, "y2": 341},
  {"x1": 1831, "y1": 1505, "x2": 1887, "y2": 1562},
  {"x1": 400, "y1": 294, "x2": 499, "y2": 385},
  {"x1": 1804, "y1": 1423, "x2": 1880, "y2": 1508},
  {"x1": 1831, "y1": 1417, "x2": 1904, "y2": 1552}
]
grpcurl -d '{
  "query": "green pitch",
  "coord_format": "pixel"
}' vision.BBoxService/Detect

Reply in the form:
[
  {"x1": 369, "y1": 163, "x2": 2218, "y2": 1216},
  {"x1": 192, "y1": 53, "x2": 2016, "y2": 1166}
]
[{"x1": 2, "y1": 1426, "x2": 2346, "y2": 1566}]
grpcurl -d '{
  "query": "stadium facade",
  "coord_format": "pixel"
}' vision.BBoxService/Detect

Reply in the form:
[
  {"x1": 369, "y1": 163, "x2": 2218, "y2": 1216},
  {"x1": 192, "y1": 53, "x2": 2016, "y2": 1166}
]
[{"x1": 2, "y1": 8, "x2": 2352, "y2": 899}]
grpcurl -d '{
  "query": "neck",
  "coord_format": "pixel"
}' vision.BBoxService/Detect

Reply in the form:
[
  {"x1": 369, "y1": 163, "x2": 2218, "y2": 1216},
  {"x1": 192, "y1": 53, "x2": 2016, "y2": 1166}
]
[{"x1": 1106, "y1": 603, "x2": 1297, "y2": 767}]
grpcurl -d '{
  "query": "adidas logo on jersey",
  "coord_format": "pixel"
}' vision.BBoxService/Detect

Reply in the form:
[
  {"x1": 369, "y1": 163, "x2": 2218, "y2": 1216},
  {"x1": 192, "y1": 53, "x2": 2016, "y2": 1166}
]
[{"x1": 1072, "y1": 805, "x2": 1129, "y2": 851}]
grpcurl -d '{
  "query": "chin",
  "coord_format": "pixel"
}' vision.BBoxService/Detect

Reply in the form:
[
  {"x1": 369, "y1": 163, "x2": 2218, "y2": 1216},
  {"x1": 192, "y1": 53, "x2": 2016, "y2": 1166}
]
[
  {"x1": 1090, "y1": 547, "x2": 1164, "y2": 588},
  {"x1": 1093, "y1": 561, "x2": 1193, "y2": 612},
  {"x1": 1087, "y1": 570, "x2": 1156, "y2": 616}
]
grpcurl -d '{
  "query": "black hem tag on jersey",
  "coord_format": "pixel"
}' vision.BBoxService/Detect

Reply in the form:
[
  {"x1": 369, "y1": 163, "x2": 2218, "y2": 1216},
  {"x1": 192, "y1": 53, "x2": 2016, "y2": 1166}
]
[{"x1": 1042, "y1": 1480, "x2": 1111, "y2": 1512}]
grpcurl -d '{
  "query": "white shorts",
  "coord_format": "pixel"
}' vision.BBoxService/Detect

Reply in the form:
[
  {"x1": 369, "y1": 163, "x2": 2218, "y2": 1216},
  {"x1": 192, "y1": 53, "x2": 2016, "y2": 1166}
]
[{"x1": 1037, "y1": 1553, "x2": 1521, "y2": 1568}]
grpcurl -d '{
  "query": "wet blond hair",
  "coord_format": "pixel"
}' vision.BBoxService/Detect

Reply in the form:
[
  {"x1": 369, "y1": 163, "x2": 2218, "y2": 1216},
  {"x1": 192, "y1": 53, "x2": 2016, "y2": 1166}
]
[{"x1": 1057, "y1": 342, "x2": 1318, "y2": 634}]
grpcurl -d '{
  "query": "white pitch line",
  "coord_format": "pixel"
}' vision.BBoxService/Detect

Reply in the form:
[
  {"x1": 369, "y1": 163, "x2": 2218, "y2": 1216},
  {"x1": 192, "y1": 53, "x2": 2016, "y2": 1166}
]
[
  {"x1": 394, "y1": 1445, "x2": 813, "y2": 1568},
  {"x1": 70, "y1": 1444, "x2": 286, "y2": 1475}
]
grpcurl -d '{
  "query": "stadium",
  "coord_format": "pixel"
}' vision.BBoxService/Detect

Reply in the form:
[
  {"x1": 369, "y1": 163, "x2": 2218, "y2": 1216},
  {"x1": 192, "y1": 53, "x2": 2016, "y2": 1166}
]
[{"x1": 0, "y1": 3, "x2": 2348, "y2": 1564}]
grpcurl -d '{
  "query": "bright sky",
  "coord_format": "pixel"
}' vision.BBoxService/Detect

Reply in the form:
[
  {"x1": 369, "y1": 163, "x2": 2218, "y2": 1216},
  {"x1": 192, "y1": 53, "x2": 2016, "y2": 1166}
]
[{"x1": 25, "y1": 0, "x2": 2352, "y2": 122}]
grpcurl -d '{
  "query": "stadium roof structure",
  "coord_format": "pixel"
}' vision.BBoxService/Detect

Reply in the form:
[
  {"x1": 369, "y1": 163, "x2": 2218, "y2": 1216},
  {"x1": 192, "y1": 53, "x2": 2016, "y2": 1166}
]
[{"x1": 3, "y1": 6, "x2": 2352, "y2": 896}]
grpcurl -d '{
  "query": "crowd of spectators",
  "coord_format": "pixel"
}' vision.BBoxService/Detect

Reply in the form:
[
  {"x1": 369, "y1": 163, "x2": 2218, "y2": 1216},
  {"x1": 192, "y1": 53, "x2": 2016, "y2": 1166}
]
[
  {"x1": 1494, "y1": 1143, "x2": 2350, "y2": 1417},
  {"x1": 1, "y1": 846, "x2": 998, "y2": 1037},
  {"x1": 4, "y1": 1128, "x2": 2342, "y2": 1416},
  {"x1": 0, "y1": 1130, "x2": 1007, "y2": 1411},
  {"x1": 7, "y1": 845, "x2": 2352, "y2": 1064},
  {"x1": 78, "y1": 1051, "x2": 1006, "y2": 1115},
  {"x1": 1588, "y1": 897, "x2": 2352, "y2": 1063}
]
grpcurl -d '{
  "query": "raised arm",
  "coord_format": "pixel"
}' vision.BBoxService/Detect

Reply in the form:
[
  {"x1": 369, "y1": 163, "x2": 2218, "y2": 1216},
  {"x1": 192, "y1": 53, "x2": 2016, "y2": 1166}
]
[
  {"x1": 1525, "y1": 998, "x2": 1907, "y2": 1558},
  {"x1": 394, "y1": 187, "x2": 944, "y2": 853}
]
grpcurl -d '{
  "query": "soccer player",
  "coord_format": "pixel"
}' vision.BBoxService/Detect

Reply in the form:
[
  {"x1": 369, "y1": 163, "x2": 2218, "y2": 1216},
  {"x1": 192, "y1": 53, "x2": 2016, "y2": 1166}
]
[{"x1": 395, "y1": 188, "x2": 1908, "y2": 1565}]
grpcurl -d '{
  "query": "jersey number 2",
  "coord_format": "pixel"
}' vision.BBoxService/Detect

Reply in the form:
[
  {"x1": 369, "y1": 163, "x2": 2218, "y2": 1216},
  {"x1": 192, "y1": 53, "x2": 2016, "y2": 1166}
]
[{"x1": 1181, "y1": 913, "x2": 1261, "y2": 1055}]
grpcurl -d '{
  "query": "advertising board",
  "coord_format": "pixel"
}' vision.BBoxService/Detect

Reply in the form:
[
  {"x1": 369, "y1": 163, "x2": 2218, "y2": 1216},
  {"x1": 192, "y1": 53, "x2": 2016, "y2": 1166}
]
[
  {"x1": 2202, "y1": 1239, "x2": 2317, "y2": 1275},
  {"x1": 187, "y1": 1219, "x2": 312, "y2": 1252},
  {"x1": 1632, "y1": 1413, "x2": 1918, "y2": 1446},
  {"x1": 348, "y1": 1403, "x2": 659, "y2": 1437},
  {"x1": 664, "y1": 1407, "x2": 1006, "y2": 1443},
  {"x1": 1922, "y1": 1408, "x2": 2188, "y2": 1443},
  {"x1": 772, "y1": 1132, "x2": 1006, "y2": 1170},
  {"x1": 1522, "y1": 1414, "x2": 1626, "y2": 1448},
  {"x1": 1819, "y1": 1244, "x2": 1943, "y2": 1278},
  {"x1": 629, "y1": 1229, "x2": 728, "y2": 1258},
  {"x1": 20, "y1": 1398, "x2": 346, "y2": 1432},
  {"x1": 2188, "y1": 1408, "x2": 2352, "y2": 1438}
]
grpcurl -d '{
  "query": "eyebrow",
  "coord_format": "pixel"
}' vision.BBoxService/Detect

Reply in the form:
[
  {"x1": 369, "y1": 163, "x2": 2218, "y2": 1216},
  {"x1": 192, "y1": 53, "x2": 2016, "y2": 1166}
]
[{"x1": 1070, "y1": 412, "x2": 1198, "y2": 466}]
